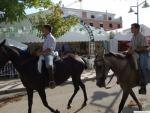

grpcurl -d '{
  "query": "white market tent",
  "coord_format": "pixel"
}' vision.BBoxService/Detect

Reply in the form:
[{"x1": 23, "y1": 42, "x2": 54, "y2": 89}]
[
  {"x1": 0, "y1": 38, "x2": 28, "y2": 50},
  {"x1": 114, "y1": 33, "x2": 132, "y2": 41},
  {"x1": 114, "y1": 24, "x2": 150, "y2": 41},
  {"x1": 123, "y1": 24, "x2": 150, "y2": 37},
  {"x1": 57, "y1": 31, "x2": 108, "y2": 42},
  {"x1": 0, "y1": 32, "x2": 44, "y2": 43},
  {"x1": 57, "y1": 24, "x2": 109, "y2": 42},
  {"x1": 110, "y1": 24, "x2": 150, "y2": 52}
]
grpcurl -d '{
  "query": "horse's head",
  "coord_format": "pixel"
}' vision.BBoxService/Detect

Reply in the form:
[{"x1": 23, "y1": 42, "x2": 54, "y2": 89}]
[
  {"x1": 0, "y1": 40, "x2": 10, "y2": 68},
  {"x1": 94, "y1": 53, "x2": 110, "y2": 88}
]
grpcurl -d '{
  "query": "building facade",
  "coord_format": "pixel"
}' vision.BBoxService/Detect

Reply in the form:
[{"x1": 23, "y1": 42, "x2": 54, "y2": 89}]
[{"x1": 62, "y1": 7, "x2": 122, "y2": 31}]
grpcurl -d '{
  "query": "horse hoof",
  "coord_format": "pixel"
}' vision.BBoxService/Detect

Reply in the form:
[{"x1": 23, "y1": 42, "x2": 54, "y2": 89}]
[
  {"x1": 55, "y1": 109, "x2": 60, "y2": 113},
  {"x1": 67, "y1": 105, "x2": 71, "y2": 109}
]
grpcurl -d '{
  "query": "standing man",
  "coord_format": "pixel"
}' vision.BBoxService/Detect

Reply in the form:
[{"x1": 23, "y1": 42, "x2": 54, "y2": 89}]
[
  {"x1": 40, "y1": 25, "x2": 56, "y2": 89},
  {"x1": 129, "y1": 23, "x2": 149, "y2": 94}
]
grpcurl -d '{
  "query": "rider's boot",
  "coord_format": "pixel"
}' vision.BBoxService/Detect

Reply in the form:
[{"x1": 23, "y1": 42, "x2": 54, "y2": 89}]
[
  {"x1": 139, "y1": 85, "x2": 146, "y2": 95},
  {"x1": 47, "y1": 66, "x2": 56, "y2": 89}
]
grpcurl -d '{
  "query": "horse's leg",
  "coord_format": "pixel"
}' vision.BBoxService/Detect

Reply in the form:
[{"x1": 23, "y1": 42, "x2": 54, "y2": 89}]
[
  {"x1": 67, "y1": 82, "x2": 80, "y2": 109},
  {"x1": 118, "y1": 90, "x2": 129, "y2": 113},
  {"x1": 129, "y1": 89, "x2": 142, "y2": 110},
  {"x1": 26, "y1": 88, "x2": 33, "y2": 113},
  {"x1": 79, "y1": 80, "x2": 88, "y2": 108},
  {"x1": 37, "y1": 88, "x2": 60, "y2": 113}
]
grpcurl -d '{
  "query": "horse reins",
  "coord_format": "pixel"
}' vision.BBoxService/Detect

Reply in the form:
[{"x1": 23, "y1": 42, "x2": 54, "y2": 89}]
[{"x1": 95, "y1": 57, "x2": 117, "y2": 89}]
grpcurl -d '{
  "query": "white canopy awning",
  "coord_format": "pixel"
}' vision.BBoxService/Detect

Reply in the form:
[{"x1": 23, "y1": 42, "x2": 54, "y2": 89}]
[
  {"x1": 114, "y1": 33, "x2": 132, "y2": 41},
  {"x1": 0, "y1": 33, "x2": 44, "y2": 43},
  {"x1": 57, "y1": 31, "x2": 108, "y2": 42},
  {"x1": 114, "y1": 24, "x2": 150, "y2": 41},
  {"x1": 57, "y1": 24, "x2": 109, "y2": 42},
  {"x1": 0, "y1": 38, "x2": 28, "y2": 50},
  {"x1": 123, "y1": 24, "x2": 150, "y2": 37}
]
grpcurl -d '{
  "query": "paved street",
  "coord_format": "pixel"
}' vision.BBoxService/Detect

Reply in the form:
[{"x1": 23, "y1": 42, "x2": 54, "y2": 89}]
[
  {"x1": 0, "y1": 70, "x2": 96, "y2": 95},
  {"x1": 0, "y1": 80, "x2": 150, "y2": 113}
]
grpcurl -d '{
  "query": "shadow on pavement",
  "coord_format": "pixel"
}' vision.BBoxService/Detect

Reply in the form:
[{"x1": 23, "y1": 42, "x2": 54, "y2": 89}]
[
  {"x1": 90, "y1": 89, "x2": 122, "y2": 113},
  {"x1": 122, "y1": 106, "x2": 138, "y2": 113}
]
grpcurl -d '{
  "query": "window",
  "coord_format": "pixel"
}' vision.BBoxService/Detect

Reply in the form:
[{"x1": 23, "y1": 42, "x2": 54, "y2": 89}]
[
  {"x1": 100, "y1": 24, "x2": 103, "y2": 27},
  {"x1": 90, "y1": 23, "x2": 93, "y2": 26},
  {"x1": 118, "y1": 24, "x2": 121, "y2": 28},
  {"x1": 109, "y1": 23, "x2": 113, "y2": 28},
  {"x1": 91, "y1": 15, "x2": 95, "y2": 18},
  {"x1": 108, "y1": 17, "x2": 112, "y2": 20}
]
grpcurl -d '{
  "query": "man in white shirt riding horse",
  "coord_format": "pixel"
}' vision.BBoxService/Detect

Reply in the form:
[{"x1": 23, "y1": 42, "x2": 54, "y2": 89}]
[{"x1": 37, "y1": 25, "x2": 56, "y2": 89}]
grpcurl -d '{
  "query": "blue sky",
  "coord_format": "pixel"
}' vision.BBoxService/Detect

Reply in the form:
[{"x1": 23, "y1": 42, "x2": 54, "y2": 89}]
[{"x1": 25, "y1": 0, "x2": 150, "y2": 29}]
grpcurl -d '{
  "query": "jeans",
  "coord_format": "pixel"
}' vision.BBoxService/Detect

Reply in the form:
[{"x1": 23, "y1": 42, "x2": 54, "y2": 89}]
[
  {"x1": 44, "y1": 54, "x2": 54, "y2": 68},
  {"x1": 138, "y1": 51, "x2": 149, "y2": 86}
]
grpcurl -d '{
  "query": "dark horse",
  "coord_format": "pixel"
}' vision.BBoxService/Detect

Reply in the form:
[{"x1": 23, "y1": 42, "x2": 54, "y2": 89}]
[
  {"x1": 94, "y1": 52, "x2": 150, "y2": 113},
  {"x1": 0, "y1": 40, "x2": 87, "y2": 113}
]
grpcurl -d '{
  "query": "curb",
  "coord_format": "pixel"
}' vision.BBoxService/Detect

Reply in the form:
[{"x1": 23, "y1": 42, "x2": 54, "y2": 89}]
[
  {"x1": 0, "y1": 87, "x2": 26, "y2": 95},
  {"x1": 0, "y1": 76, "x2": 96, "y2": 96}
]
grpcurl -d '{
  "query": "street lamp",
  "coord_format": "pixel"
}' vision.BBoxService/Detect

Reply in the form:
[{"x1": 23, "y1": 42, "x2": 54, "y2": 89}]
[{"x1": 128, "y1": 0, "x2": 150, "y2": 24}]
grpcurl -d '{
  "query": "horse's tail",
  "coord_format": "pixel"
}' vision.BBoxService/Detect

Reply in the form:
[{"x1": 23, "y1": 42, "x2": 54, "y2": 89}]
[{"x1": 81, "y1": 57, "x2": 88, "y2": 69}]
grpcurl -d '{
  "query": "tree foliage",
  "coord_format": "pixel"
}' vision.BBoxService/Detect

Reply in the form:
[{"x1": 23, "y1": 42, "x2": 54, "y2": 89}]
[
  {"x1": 30, "y1": 2, "x2": 80, "y2": 37},
  {"x1": 0, "y1": 0, "x2": 79, "y2": 37},
  {"x1": 0, "y1": 0, "x2": 53, "y2": 23}
]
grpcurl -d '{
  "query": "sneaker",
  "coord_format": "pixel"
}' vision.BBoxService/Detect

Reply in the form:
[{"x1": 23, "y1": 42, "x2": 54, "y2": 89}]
[{"x1": 49, "y1": 81, "x2": 56, "y2": 89}]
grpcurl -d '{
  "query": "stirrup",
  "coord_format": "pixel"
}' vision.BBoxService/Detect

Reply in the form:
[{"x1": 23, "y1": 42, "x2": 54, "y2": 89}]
[
  {"x1": 49, "y1": 81, "x2": 56, "y2": 89},
  {"x1": 139, "y1": 88, "x2": 146, "y2": 95}
]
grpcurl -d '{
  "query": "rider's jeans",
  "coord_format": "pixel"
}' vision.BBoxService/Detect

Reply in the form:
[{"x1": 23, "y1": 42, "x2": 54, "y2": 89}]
[
  {"x1": 44, "y1": 54, "x2": 54, "y2": 68},
  {"x1": 138, "y1": 52, "x2": 149, "y2": 86}
]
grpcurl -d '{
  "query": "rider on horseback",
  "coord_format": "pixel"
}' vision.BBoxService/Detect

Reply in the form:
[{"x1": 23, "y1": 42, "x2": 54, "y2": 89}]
[
  {"x1": 37, "y1": 25, "x2": 56, "y2": 89},
  {"x1": 127, "y1": 23, "x2": 149, "y2": 94}
]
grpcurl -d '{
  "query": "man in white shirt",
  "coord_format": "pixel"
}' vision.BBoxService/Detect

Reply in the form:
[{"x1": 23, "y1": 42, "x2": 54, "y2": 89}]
[{"x1": 39, "y1": 25, "x2": 56, "y2": 89}]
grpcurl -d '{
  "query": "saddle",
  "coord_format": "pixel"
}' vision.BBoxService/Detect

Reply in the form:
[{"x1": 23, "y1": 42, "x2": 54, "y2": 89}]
[
  {"x1": 110, "y1": 52, "x2": 137, "y2": 70},
  {"x1": 62, "y1": 53, "x2": 85, "y2": 64}
]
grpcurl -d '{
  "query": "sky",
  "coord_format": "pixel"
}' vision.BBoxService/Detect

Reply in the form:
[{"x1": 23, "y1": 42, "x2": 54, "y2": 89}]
[{"x1": 25, "y1": 0, "x2": 150, "y2": 29}]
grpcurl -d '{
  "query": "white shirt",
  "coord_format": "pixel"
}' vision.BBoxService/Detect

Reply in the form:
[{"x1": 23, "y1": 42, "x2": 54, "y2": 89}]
[{"x1": 42, "y1": 33, "x2": 56, "y2": 51}]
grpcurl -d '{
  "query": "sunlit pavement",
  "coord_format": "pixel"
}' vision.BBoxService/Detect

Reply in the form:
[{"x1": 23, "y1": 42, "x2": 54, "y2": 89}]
[
  {"x1": 0, "y1": 69, "x2": 97, "y2": 95},
  {"x1": 0, "y1": 80, "x2": 150, "y2": 113},
  {"x1": 0, "y1": 69, "x2": 115, "y2": 95}
]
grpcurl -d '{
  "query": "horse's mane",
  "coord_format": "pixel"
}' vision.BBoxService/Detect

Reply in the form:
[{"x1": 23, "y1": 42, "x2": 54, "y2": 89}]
[{"x1": 104, "y1": 52, "x2": 126, "y2": 59}]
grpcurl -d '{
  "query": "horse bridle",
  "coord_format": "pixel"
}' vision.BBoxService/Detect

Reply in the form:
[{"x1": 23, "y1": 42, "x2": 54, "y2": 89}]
[
  {"x1": 94, "y1": 57, "x2": 107, "y2": 81},
  {"x1": 94, "y1": 57, "x2": 114, "y2": 89}
]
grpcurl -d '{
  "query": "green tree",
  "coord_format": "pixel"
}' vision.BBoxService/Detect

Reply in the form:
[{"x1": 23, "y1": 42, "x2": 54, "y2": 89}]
[
  {"x1": 0, "y1": 0, "x2": 79, "y2": 37},
  {"x1": 0, "y1": 0, "x2": 53, "y2": 23},
  {"x1": 30, "y1": 2, "x2": 79, "y2": 37}
]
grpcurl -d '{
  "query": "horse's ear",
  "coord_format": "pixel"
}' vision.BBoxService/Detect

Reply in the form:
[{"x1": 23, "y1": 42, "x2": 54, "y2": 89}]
[{"x1": 0, "y1": 39, "x2": 6, "y2": 47}]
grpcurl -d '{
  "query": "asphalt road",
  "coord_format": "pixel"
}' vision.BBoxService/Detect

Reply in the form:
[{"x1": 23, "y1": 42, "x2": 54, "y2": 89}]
[{"x1": 0, "y1": 81, "x2": 150, "y2": 113}]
